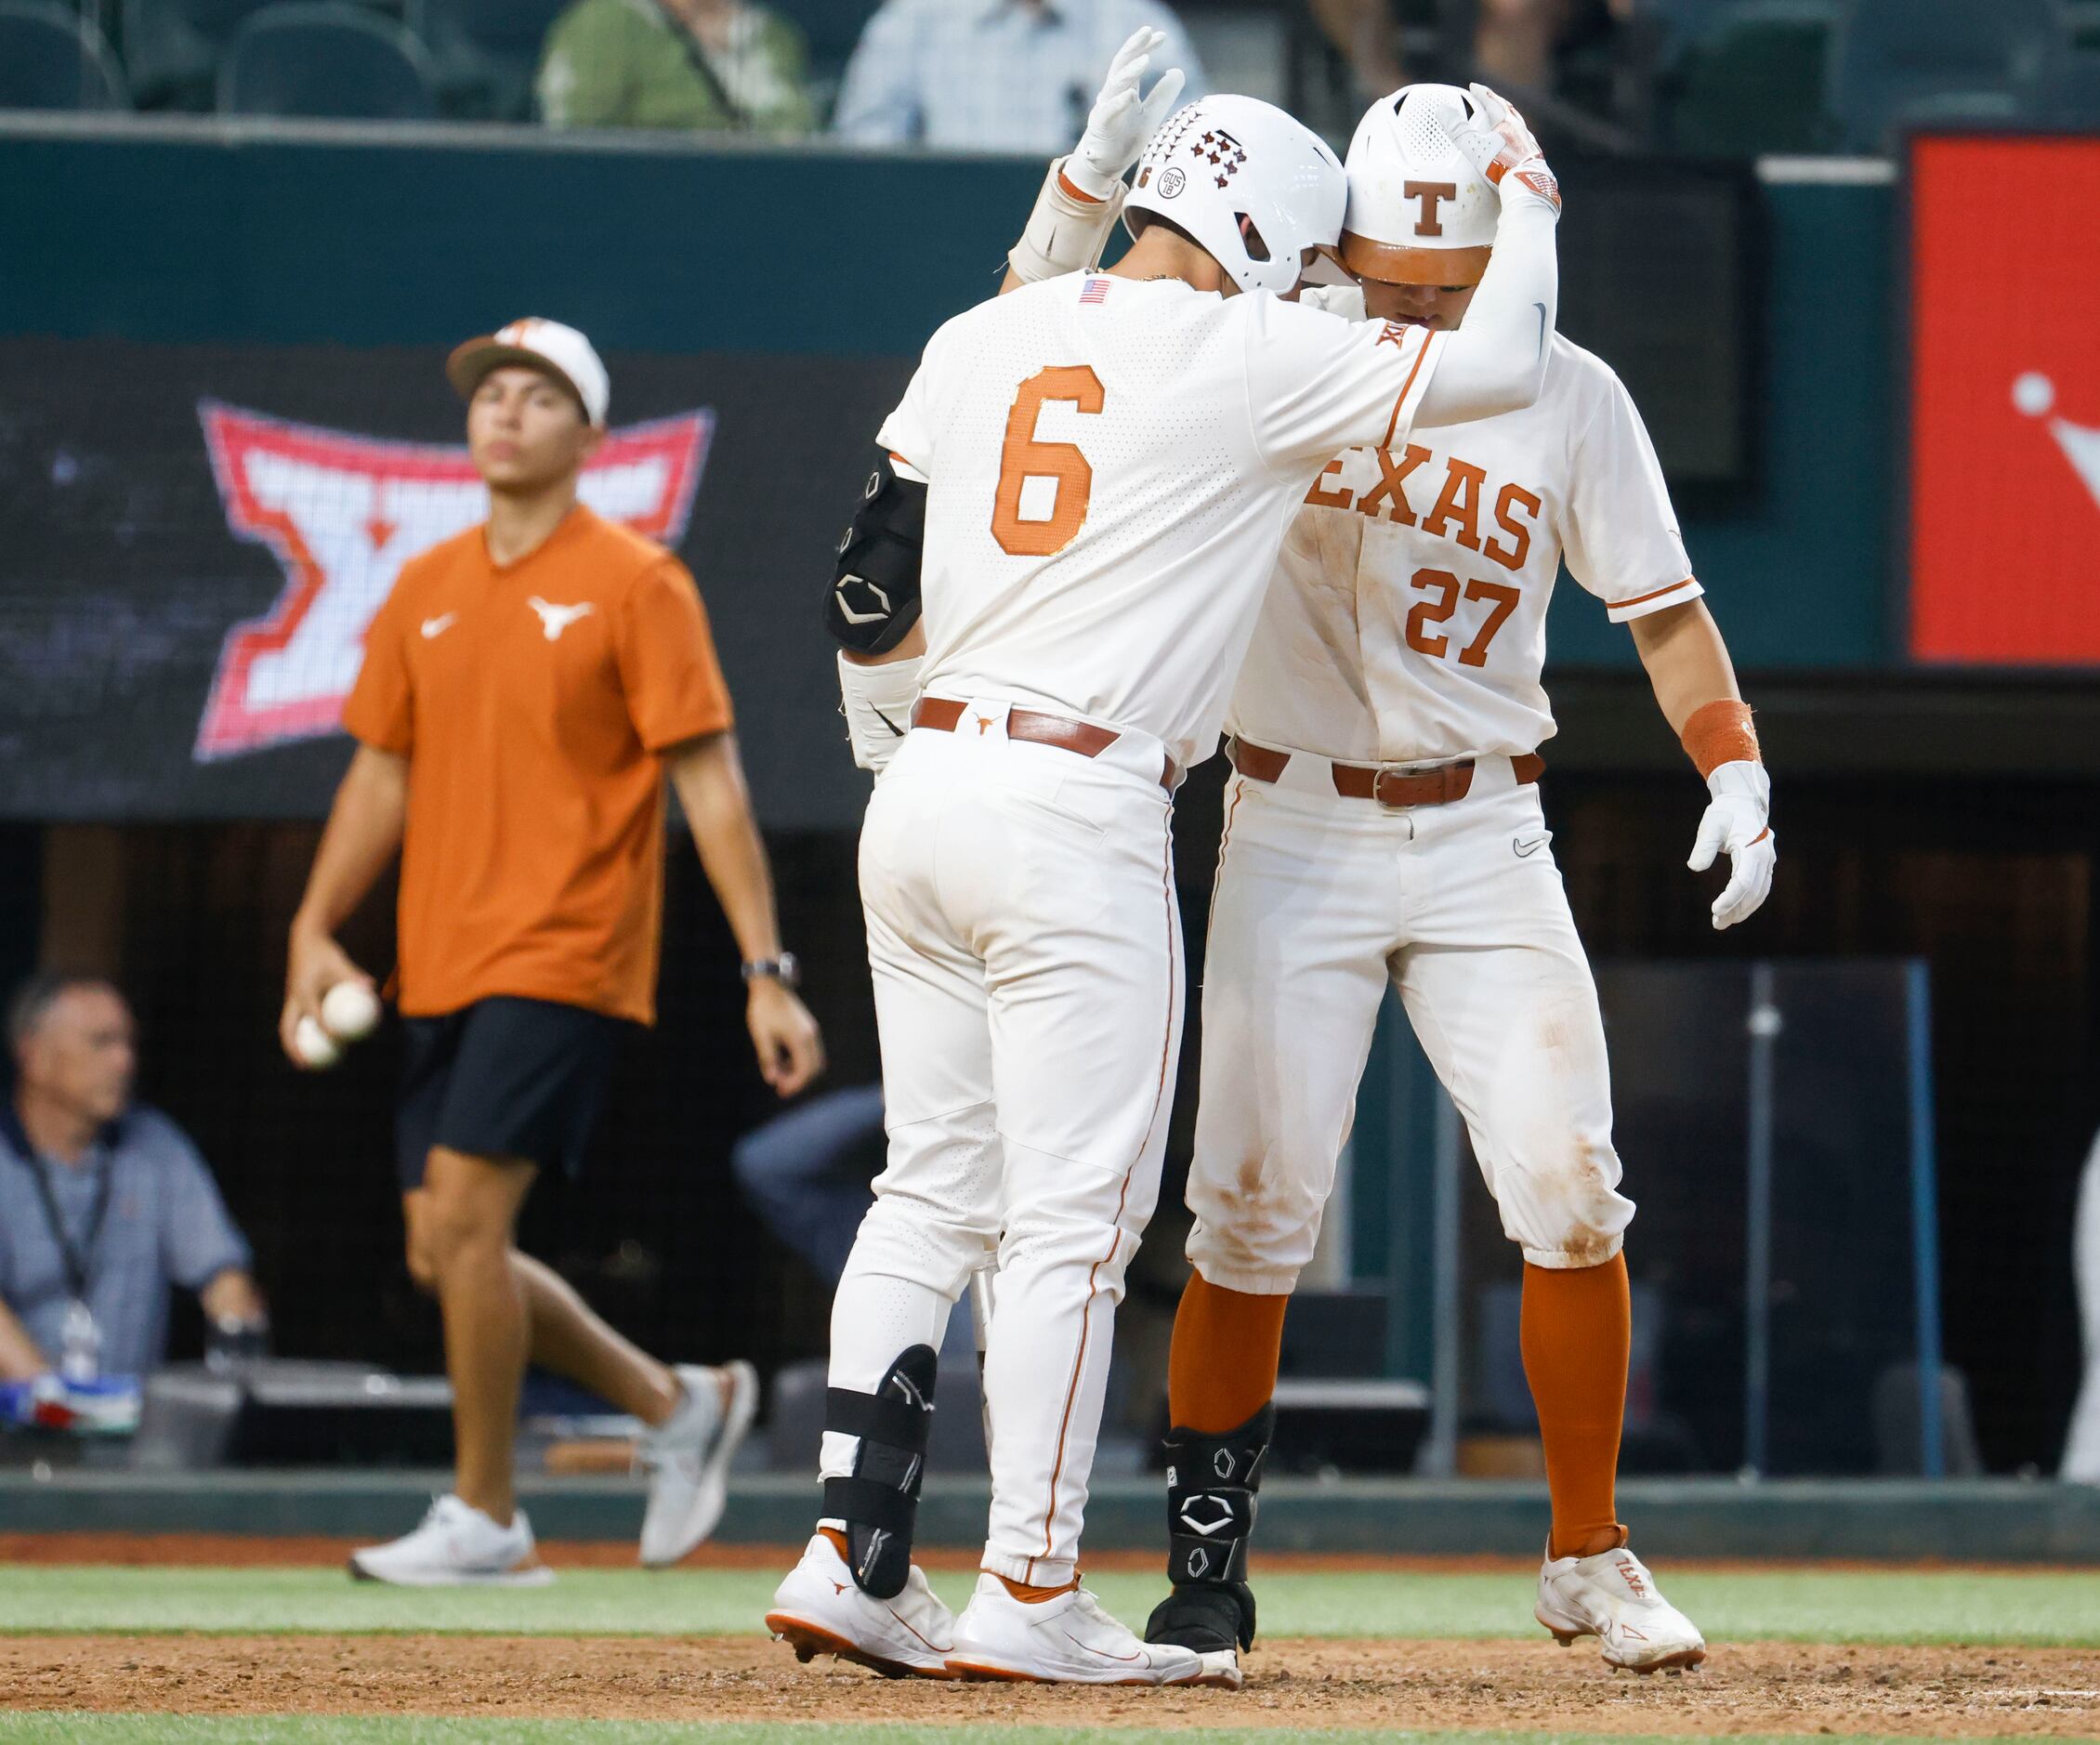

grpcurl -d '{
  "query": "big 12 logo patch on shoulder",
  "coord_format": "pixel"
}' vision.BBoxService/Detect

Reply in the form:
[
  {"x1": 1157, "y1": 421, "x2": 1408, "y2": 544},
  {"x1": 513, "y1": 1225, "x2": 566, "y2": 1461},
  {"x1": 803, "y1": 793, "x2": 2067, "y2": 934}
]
[{"x1": 192, "y1": 402, "x2": 713, "y2": 759}]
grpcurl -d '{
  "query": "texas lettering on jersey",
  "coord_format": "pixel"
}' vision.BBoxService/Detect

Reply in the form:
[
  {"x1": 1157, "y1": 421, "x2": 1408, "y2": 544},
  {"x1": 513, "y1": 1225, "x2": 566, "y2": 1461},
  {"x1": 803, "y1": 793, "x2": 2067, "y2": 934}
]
[
  {"x1": 193, "y1": 402, "x2": 713, "y2": 759},
  {"x1": 1303, "y1": 443, "x2": 1544, "y2": 574}
]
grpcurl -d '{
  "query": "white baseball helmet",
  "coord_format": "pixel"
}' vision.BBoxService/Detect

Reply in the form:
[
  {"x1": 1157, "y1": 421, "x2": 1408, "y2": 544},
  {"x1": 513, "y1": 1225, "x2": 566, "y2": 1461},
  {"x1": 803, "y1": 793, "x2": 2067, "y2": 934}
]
[
  {"x1": 1124, "y1": 95, "x2": 1346, "y2": 296},
  {"x1": 1342, "y1": 83, "x2": 1497, "y2": 286}
]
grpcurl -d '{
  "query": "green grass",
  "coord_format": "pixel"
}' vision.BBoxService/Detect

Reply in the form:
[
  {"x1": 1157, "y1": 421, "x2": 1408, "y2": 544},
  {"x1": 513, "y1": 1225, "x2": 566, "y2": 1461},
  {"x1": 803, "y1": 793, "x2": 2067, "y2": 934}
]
[
  {"x1": 1, "y1": 1563, "x2": 2097, "y2": 1645},
  {"x1": 0, "y1": 1728, "x2": 2088, "y2": 1745}
]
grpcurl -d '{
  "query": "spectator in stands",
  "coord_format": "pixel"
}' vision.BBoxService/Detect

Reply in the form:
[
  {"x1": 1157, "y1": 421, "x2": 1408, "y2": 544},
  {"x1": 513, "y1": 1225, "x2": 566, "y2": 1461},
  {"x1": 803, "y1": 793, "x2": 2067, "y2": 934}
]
[
  {"x1": 0, "y1": 974, "x2": 266, "y2": 1384},
  {"x1": 538, "y1": 0, "x2": 817, "y2": 135},
  {"x1": 833, "y1": 0, "x2": 1205, "y2": 151},
  {"x1": 1309, "y1": 0, "x2": 1623, "y2": 110},
  {"x1": 729, "y1": 1082, "x2": 973, "y2": 1357},
  {"x1": 730, "y1": 1083, "x2": 886, "y2": 1285}
]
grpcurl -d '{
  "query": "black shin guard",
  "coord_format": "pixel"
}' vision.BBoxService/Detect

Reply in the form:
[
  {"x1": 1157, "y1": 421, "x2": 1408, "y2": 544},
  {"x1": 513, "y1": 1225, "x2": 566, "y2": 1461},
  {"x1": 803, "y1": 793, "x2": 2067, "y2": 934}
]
[
  {"x1": 1144, "y1": 1403, "x2": 1274, "y2": 1654},
  {"x1": 822, "y1": 1345, "x2": 938, "y2": 1600}
]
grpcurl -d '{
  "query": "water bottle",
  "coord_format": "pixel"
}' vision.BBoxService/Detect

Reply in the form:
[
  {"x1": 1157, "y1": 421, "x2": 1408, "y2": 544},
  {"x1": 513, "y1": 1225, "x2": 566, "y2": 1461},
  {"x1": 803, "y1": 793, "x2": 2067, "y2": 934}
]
[{"x1": 59, "y1": 1298, "x2": 100, "y2": 1384}]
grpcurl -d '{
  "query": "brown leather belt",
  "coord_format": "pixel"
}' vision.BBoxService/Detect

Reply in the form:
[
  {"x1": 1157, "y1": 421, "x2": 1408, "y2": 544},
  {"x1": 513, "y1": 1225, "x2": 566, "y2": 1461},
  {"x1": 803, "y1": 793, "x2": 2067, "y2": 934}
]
[
  {"x1": 1227, "y1": 735, "x2": 1542, "y2": 808},
  {"x1": 912, "y1": 696, "x2": 1179, "y2": 792}
]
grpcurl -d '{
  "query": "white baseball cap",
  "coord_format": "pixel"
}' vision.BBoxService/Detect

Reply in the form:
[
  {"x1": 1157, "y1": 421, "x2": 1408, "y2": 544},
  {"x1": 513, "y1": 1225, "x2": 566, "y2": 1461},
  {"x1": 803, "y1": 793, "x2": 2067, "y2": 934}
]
[{"x1": 446, "y1": 317, "x2": 610, "y2": 426}]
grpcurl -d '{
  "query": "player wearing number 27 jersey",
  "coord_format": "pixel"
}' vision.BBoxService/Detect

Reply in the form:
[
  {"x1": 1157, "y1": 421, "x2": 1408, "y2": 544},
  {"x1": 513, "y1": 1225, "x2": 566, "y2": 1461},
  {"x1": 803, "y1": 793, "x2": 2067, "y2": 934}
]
[
  {"x1": 1137, "y1": 85, "x2": 1772, "y2": 1683},
  {"x1": 768, "y1": 81, "x2": 1565, "y2": 1686}
]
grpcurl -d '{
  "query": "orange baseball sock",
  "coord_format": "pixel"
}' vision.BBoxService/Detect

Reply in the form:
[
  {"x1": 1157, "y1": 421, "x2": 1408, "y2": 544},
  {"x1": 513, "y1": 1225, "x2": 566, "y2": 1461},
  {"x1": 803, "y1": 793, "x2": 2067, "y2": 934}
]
[
  {"x1": 1167, "y1": 1272, "x2": 1288, "y2": 1433},
  {"x1": 994, "y1": 1572, "x2": 1081, "y2": 1603},
  {"x1": 1520, "y1": 1253, "x2": 1631, "y2": 1561}
]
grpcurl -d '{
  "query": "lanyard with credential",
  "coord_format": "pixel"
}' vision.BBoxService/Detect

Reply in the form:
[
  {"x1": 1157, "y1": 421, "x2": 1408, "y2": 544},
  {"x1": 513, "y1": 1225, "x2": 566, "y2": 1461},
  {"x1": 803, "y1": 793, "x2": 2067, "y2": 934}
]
[{"x1": 22, "y1": 1149, "x2": 111, "y2": 1305}]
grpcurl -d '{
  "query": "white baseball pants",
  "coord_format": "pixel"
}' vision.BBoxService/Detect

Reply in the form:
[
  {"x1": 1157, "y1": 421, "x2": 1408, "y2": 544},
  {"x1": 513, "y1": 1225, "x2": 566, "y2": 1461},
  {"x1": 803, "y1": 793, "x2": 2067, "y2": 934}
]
[
  {"x1": 1188, "y1": 756, "x2": 1634, "y2": 1293},
  {"x1": 823, "y1": 704, "x2": 1184, "y2": 1585}
]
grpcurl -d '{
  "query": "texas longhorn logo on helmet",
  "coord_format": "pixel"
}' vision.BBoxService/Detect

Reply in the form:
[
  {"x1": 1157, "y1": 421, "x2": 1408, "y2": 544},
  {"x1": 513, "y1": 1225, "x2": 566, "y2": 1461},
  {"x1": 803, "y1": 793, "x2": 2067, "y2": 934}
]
[{"x1": 193, "y1": 401, "x2": 712, "y2": 759}]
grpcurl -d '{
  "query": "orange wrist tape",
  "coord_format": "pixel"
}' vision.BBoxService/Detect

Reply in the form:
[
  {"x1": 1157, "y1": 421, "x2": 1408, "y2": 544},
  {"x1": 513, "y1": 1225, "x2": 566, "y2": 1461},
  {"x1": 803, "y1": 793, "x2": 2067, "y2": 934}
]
[
  {"x1": 1057, "y1": 168, "x2": 1105, "y2": 205},
  {"x1": 1681, "y1": 699, "x2": 1759, "y2": 780}
]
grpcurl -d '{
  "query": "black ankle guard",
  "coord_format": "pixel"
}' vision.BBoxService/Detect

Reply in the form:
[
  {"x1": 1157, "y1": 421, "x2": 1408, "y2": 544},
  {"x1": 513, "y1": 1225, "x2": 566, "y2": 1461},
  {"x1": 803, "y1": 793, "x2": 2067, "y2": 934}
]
[
  {"x1": 822, "y1": 1344, "x2": 937, "y2": 1599},
  {"x1": 1146, "y1": 1577, "x2": 1257, "y2": 1655},
  {"x1": 1162, "y1": 1402, "x2": 1273, "y2": 1590}
]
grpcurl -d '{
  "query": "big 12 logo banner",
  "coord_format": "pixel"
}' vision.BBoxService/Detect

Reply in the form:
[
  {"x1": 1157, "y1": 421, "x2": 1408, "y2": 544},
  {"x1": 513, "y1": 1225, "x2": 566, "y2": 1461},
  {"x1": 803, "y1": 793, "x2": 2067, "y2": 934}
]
[{"x1": 193, "y1": 401, "x2": 713, "y2": 758}]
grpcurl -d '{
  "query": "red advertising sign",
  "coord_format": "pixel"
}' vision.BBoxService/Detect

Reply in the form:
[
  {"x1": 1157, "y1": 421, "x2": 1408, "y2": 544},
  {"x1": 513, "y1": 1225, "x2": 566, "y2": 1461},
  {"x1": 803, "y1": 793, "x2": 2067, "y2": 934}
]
[{"x1": 1910, "y1": 135, "x2": 2100, "y2": 664}]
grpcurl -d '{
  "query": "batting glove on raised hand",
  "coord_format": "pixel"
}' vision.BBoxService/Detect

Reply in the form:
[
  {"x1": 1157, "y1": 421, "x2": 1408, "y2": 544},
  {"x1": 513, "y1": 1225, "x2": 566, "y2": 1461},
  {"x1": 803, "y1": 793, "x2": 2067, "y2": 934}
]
[
  {"x1": 1443, "y1": 82, "x2": 1560, "y2": 215},
  {"x1": 1066, "y1": 27, "x2": 1187, "y2": 201},
  {"x1": 1687, "y1": 760, "x2": 1775, "y2": 930}
]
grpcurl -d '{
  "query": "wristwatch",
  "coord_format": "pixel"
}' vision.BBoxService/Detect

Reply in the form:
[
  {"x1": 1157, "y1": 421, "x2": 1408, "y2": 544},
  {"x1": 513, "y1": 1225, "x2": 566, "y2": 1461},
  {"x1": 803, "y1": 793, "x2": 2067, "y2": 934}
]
[{"x1": 741, "y1": 952, "x2": 801, "y2": 990}]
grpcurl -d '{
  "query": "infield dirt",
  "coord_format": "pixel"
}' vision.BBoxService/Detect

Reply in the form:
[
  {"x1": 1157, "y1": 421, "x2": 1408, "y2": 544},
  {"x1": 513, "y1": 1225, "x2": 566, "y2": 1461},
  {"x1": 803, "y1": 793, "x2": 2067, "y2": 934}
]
[{"x1": 2, "y1": 1633, "x2": 2095, "y2": 1736}]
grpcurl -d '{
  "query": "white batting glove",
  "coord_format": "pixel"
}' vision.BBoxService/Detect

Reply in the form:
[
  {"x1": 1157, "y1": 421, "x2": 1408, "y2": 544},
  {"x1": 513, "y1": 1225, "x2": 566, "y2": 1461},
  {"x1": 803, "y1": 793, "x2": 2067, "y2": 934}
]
[
  {"x1": 1067, "y1": 27, "x2": 1186, "y2": 201},
  {"x1": 1443, "y1": 82, "x2": 1560, "y2": 215},
  {"x1": 1687, "y1": 760, "x2": 1775, "y2": 930}
]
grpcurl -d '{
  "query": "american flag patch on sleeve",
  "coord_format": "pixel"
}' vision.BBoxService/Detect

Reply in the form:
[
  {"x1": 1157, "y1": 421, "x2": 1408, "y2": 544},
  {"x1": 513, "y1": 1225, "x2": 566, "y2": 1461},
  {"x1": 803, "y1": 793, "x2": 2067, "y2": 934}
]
[{"x1": 1080, "y1": 278, "x2": 1110, "y2": 304}]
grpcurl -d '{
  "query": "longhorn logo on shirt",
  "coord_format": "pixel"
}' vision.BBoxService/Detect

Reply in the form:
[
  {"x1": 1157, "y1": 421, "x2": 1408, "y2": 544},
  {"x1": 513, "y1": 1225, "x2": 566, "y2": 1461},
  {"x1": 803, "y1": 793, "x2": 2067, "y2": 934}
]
[
  {"x1": 193, "y1": 402, "x2": 713, "y2": 759},
  {"x1": 527, "y1": 597, "x2": 597, "y2": 641}
]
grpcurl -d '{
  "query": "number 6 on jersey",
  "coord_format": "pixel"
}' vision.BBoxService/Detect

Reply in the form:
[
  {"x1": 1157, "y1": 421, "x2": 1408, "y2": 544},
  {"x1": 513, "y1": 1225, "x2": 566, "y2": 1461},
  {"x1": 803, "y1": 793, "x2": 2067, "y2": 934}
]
[{"x1": 991, "y1": 365, "x2": 1105, "y2": 557}]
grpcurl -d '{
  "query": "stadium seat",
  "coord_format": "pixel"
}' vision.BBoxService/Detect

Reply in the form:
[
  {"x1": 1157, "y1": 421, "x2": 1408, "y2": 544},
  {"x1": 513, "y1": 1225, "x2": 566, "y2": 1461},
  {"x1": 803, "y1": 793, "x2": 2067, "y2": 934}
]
[
  {"x1": 1666, "y1": 0, "x2": 1838, "y2": 159},
  {"x1": 1830, "y1": 0, "x2": 2067, "y2": 152},
  {"x1": 408, "y1": 0, "x2": 569, "y2": 120},
  {"x1": 0, "y1": 0, "x2": 129, "y2": 110},
  {"x1": 219, "y1": 4, "x2": 440, "y2": 120},
  {"x1": 2041, "y1": 46, "x2": 2100, "y2": 124},
  {"x1": 121, "y1": 0, "x2": 275, "y2": 111},
  {"x1": 772, "y1": 0, "x2": 883, "y2": 118}
]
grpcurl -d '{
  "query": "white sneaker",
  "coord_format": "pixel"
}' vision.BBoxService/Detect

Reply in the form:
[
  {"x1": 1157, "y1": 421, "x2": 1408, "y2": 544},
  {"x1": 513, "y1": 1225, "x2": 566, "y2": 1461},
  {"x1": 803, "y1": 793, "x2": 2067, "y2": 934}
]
[
  {"x1": 639, "y1": 1360, "x2": 758, "y2": 1568},
  {"x1": 348, "y1": 1495, "x2": 555, "y2": 1587},
  {"x1": 765, "y1": 1531, "x2": 957, "y2": 1679},
  {"x1": 1536, "y1": 1540, "x2": 1707, "y2": 1673},
  {"x1": 948, "y1": 1573, "x2": 1240, "y2": 1687}
]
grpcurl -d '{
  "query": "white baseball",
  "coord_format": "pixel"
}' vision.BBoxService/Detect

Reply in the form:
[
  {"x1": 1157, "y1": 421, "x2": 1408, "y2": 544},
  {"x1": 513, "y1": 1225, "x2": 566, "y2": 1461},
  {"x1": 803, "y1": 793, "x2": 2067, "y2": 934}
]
[
  {"x1": 294, "y1": 1015, "x2": 343, "y2": 1070},
  {"x1": 321, "y1": 980, "x2": 382, "y2": 1042}
]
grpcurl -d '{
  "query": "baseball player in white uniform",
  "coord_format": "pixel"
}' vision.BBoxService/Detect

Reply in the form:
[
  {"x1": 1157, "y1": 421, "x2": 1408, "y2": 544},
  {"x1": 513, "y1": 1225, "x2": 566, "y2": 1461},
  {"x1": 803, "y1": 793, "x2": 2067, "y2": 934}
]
[
  {"x1": 765, "y1": 69, "x2": 1566, "y2": 1686},
  {"x1": 1015, "y1": 85, "x2": 1757, "y2": 1680}
]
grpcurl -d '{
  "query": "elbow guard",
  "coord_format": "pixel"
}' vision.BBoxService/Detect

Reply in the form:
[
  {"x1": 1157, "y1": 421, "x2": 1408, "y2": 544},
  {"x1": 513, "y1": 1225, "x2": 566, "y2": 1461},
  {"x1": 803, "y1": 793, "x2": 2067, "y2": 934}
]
[{"x1": 825, "y1": 456, "x2": 926, "y2": 656}]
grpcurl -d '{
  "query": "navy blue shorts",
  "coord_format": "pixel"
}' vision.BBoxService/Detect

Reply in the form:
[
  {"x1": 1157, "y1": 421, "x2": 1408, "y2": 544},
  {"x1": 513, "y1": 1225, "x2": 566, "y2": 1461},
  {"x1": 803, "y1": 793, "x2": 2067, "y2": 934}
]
[{"x1": 395, "y1": 996, "x2": 626, "y2": 1190}]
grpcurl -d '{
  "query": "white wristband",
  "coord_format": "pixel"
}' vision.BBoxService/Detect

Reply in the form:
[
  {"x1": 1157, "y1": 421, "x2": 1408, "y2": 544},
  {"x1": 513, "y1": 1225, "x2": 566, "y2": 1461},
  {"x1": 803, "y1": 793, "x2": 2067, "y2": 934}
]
[
  {"x1": 837, "y1": 650, "x2": 924, "y2": 775},
  {"x1": 1008, "y1": 156, "x2": 1126, "y2": 285}
]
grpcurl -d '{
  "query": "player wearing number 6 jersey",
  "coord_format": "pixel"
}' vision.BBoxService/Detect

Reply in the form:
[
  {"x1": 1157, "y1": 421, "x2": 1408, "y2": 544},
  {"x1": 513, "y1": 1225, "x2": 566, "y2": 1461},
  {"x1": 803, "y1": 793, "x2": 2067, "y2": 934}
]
[
  {"x1": 767, "y1": 75, "x2": 1564, "y2": 1686},
  {"x1": 1138, "y1": 85, "x2": 1758, "y2": 1679}
]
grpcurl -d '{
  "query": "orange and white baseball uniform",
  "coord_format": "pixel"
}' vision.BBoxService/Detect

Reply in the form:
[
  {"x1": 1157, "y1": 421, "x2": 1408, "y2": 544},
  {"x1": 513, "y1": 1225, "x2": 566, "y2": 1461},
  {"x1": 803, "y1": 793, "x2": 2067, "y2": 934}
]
[
  {"x1": 879, "y1": 274, "x2": 1443, "y2": 776},
  {"x1": 343, "y1": 505, "x2": 733, "y2": 1027},
  {"x1": 827, "y1": 270, "x2": 1442, "y2": 1588},
  {"x1": 1189, "y1": 335, "x2": 1690, "y2": 1289},
  {"x1": 1232, "y1": 333, "x2": 1696, "y2": 765}
]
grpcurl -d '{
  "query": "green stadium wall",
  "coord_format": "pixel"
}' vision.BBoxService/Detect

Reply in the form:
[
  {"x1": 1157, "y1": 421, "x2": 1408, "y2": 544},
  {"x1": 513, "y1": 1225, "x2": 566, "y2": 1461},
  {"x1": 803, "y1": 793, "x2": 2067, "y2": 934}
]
[{"x1": 0, "y1": 126, "x2": 1893, "y2": 672}]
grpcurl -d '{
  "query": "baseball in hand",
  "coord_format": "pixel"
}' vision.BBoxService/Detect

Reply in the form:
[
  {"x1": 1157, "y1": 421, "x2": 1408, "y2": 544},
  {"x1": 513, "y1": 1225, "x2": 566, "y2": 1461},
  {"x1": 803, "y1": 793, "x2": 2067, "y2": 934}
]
[
  {"x1": 293, "y1": 1015, "x2": 344, "y2": 1070},
  {"x1": 321, "y1": 979, "x2": 382, "y2": 1042}
]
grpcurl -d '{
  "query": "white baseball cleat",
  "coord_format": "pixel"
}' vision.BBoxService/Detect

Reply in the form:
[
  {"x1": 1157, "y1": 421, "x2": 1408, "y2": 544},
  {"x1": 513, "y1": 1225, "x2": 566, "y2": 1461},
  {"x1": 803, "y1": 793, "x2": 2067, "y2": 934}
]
[
  {"x1": 947, "y1": 1573, "x2": 1241, "y2": 1687},
  {"x1": 639, "y1": 1360, "x2": 759, "y2": 1568},
  {"x1": 1535, "y1": 1540, "x2": 1707, "y2": 1673},
  {"x1": 765, "y1": 1531, "x2": 958, "y2": 1679},
  {"x1": 348, "y1": 1494, "x2": 555, "y2": 1587}
]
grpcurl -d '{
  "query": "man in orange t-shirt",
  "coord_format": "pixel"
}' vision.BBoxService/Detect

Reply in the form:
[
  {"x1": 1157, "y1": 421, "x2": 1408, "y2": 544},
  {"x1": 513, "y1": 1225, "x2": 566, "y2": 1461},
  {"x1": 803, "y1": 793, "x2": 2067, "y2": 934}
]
[{"x1": 281, "y1": 319, "x2": 824, "y2": 1586}]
